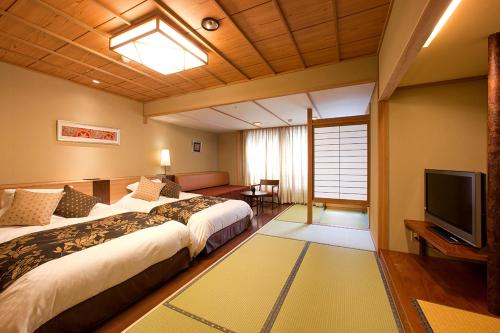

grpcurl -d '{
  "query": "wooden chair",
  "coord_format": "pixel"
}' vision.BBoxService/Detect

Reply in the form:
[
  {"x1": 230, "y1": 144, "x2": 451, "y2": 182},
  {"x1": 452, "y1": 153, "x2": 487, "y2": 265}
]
[{"x1": 253, "y1": 179, "x2": 280, "y2": 209}]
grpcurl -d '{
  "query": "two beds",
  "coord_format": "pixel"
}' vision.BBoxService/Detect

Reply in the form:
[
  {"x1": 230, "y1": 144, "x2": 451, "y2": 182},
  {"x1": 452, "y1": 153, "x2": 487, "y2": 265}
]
[{"x1": 0, "y1": 180, "x2": 253, "y2": 332}]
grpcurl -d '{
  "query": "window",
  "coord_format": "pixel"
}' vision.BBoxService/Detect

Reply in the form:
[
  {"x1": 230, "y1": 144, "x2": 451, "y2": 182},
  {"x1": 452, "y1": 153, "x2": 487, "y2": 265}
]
[{"x1": 314, "y1": 122, "x2": 368, "y2": 202}]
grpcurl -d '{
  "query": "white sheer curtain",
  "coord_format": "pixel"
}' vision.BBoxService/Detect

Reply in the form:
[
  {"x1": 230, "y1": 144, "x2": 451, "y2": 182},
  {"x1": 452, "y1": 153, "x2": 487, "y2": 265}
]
[{"x1": 243, "y1": 126, "x2": 307, "y2": 204}]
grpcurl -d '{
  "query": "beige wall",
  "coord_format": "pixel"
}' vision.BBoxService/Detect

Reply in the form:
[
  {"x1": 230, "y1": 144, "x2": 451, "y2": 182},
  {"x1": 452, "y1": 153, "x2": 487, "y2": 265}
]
[
  {"x1": 369, "y1": 86, "x2": 379, "y2": 249},
  {"x1": 217, "y1": 132, "x2": 243, "y2": 185},
  {"x1": 0, "y1": 62, "x2": 218, "y2": 184},
  {"x1": 387, "y1": 79, "x2": 487, "y2": 253}
]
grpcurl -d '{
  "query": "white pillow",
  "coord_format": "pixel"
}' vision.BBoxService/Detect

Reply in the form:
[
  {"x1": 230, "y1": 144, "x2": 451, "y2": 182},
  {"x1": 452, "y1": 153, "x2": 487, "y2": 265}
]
[
  {"x1": 126, "y1": 179, "x2": 161, "y2": 192},
  {"x1": 1, "y1": 188, "x2": 64, "y2": 212}
]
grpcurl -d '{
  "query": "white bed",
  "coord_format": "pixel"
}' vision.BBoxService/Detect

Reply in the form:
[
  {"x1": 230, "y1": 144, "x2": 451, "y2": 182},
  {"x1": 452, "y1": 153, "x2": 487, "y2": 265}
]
[
  {"x1": 0, "y1": 203, "x2": 191, "y2": 333},
  {"x1": 114, "y1": 191, "x2": 254, "y2": 256}
]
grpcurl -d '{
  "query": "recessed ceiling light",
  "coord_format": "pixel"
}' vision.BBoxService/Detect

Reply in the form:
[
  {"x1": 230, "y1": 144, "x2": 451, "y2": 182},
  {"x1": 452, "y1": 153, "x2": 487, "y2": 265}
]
[
  {"x1": 110, "y1": 17, "x2": 208, "y2": 75},
  {"x1": 92, "y1": 79, "x2": 101, "y2": 84},
  {"x1": 201, "y1": 17, "x2": 220, "y2": 31},
  {"x1": 253, "y1": 122, "x2": 262, "y2": 126},
  {"x1": 423, "y1": 0, "x2": 461, "y2": 48}
]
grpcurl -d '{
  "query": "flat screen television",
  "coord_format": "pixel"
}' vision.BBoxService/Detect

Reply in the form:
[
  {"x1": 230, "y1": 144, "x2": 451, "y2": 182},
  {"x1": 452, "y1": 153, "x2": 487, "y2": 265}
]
[{"x1": 424, "y1": 169, "x2": 485, "y2": 248}]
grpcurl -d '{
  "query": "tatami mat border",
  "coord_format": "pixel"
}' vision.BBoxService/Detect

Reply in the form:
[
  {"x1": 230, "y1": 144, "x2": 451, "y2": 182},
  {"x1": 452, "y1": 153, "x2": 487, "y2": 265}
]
[
  {"x1": 375, "y1": 254, "x2": 404, "y2": 333},
  {"x1": 411, "y1": 299, "x2": 435, "y2": 333}
]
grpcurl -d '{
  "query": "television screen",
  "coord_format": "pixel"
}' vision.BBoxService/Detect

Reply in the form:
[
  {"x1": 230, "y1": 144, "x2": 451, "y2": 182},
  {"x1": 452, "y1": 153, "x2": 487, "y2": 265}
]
[{"x1": 425, "y1": 172, "x2": 473, "y2": 234}]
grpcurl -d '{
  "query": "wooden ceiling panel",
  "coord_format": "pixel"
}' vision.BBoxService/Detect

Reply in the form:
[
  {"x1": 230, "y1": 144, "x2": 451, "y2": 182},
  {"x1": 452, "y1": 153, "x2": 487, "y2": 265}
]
[
  {"x1": 43, "y1": 0, "x2": 114, "y2": 28},
  {"x1": 119, "y1": 1, "x2": 157, "y2": 25},
  {"x1": 9, "y1": 0, "x2": 89, "y2": 41},
  {"x1": 131, "y1": 76, "x2": 169, "y2": 90},
  {"x1": 0, "y1": 47, "x2": 40, "y2": 66},
  {"x1": 269, "y1": 55, "x2": 303, "y2": 73},
  {"x1": 231, "y1": 2, "x2": 286, "y2": 42},
  {"x1": 42, "y1": 53, "x2": 93, "y2": 74},
  {"x1": 240, "y1": 62, "x2": 273, "y2": 78},
  {"x1": 0, "y1": 16, "x2": 66, "y2": 50},
  {"x1": 28, "y1": 60, "x2": 77, "y2": 80},
  {"x1": 163, "y1": 0, "x2": 226, "y2": 30},
  {"x1": 56, "y1": 44, "x2": 110, "y2": 68},
  {"x1": 0, "y1": 0, "x2": 15, "y2": 10},
  {"x1": 83, "y1": 69, "x2": 126, "y2": 86},
  {"x1": 338, "y1": 3, "x2": 388, "y2": 45},
  {"x1": 0, "y1": 35, "x2": 48, "y2": 59},
  {"x1": 97, "y1": 62, "x2": 143, "y2": 80},
  {"x1": 340, "y1": 35, "x2": 379, "y2": 60},
  {"x1": 279, "y1": 0, "x2": 334, "y2": 31},
  {"x1": 303, "y1": 46, "x2": 338, "y2": 66},
  {"x1": 293, "y1": 21, "x2": 337, "y2": 53},
  {"x1": 254, "y1": 34, "x2": 297, "y2": 61},
  {"x1": 217, "y1": 0, "x2": 269, "y2": 15},
  {"x1": 337, "y1": 0, "x2": 389, "y2": 18}
]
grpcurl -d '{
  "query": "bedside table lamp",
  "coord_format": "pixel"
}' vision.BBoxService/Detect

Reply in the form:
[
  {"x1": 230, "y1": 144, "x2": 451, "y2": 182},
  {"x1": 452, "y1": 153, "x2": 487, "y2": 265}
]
[{"x1": 160, "y1": 149, "x2": 171, "y2": 175}]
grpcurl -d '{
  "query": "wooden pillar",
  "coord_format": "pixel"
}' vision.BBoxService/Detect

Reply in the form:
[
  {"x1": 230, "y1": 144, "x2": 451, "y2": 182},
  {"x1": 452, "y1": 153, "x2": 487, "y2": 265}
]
[
  {"x1": 378, "y1": 100, "x2": 389, "y2": 249},
  {"x1": 487, "y1": 32, "x2": 500, "y2": 315},
  {"x1": 307, "y1": 108, "x2": 313, "y2": 224}
]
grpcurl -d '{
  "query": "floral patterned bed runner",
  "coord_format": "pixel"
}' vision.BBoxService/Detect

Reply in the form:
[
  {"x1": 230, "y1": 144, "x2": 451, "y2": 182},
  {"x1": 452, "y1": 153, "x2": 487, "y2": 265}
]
[
  {"x1": 0, "y1": 212, "x2": 172, "y2": 293},
  {"x1": 149, "y1": 196, "x2": 229, "y2": 225}
]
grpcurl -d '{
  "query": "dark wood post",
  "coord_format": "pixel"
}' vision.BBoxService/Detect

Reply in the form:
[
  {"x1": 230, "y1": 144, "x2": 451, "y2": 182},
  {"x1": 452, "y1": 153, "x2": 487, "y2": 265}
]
[{"x1": 487, "y1": 32, "x2": 500, "y2": 315}]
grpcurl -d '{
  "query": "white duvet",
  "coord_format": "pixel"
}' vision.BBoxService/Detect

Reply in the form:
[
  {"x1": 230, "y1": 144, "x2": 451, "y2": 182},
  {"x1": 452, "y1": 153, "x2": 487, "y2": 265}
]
[
  {"x1": 114, "y1": 192, "x2": 254, "y2": 256},
  {"x1": 0, "y1": 204, "x2": 191, "y2": 333}
]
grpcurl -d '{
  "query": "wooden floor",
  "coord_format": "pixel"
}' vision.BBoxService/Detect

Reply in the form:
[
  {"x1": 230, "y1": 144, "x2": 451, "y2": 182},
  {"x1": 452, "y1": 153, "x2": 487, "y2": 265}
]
[
  {"x1": 380, "y1": 249, "x2": 491, "y2": 333},
  {"x1": 94, "y1": 204, "x2": 290, "y2": 333}
]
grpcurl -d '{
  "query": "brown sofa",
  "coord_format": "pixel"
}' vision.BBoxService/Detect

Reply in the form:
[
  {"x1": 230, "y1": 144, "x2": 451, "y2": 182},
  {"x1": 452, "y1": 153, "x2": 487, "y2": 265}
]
[{"x1": 174, "y1": 171, "x2": 249, "y2": 200}]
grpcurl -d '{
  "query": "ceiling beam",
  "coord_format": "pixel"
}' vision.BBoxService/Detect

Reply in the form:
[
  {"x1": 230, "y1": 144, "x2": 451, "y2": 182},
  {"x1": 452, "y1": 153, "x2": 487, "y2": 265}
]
[
  {"x1": 271, "y1": 0, "x2": 306, "y2": 69},
  {"x1": 145, "y1": 56, "x2": 378, "y2": 117},
  {"x1": 332, "y1": 0, "x2": 341, "y2": 61},
  {"x1": 210, "y1": 107, "x2": 260, "y2": 128},
  {"x1": 150, "y1": 0, "x2": 250, "y2": 80},
  {"x1": 212, "y1": 0, "x2": 276, "y2": 75},
  {"x1": 378, "y1": 0, "x2": 451, "y2": 100},
  {"x1": 306, "y1": 92, "x2": 323, "y2": 119},
  {"x1": 252, "y1": 100, "x2": 290, "y2": 126},
  {"x1": 0, "y1": 9, "x2": 188, "y2": 95},
  {"x1": 0, "y1": 31, "x2": 165, "y2": 97}
]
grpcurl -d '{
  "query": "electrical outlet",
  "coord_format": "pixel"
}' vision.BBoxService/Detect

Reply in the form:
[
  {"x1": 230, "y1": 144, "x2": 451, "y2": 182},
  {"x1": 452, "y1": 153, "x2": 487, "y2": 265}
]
[{"x1": 411, "y1": 232, "x2": 419, "y2": 241}]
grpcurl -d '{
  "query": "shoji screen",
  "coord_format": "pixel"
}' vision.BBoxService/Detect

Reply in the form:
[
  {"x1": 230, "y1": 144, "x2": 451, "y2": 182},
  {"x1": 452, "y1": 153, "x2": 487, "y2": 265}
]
[{"x1": 314, "y1": 123, "x2": 368, "y2": 202}]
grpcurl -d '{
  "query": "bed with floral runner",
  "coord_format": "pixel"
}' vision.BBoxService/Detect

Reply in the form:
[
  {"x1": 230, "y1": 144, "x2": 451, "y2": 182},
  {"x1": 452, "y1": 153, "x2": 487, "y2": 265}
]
[
  {"x1": 116, "y1": 191, "x2": 254, "y2": 256},
  {"x1": 0, "y1": 205, "x2": 192, "y2": 333}
]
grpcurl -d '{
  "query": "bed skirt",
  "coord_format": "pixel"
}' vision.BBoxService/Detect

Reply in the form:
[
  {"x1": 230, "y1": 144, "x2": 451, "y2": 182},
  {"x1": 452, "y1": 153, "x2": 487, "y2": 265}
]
[
  {"x1": 35, "y1": 247, "x2": 191, "y2": 333},
  {"x1": 199, "y1": 214, "x2": 251, "y2": 256}
]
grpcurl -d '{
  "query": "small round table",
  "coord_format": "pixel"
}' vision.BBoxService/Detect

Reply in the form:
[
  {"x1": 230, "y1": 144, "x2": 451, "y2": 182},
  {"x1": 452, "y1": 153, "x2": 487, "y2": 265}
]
[{"x1": 241, "y1": 191, "x2": 267, "y2": 215}]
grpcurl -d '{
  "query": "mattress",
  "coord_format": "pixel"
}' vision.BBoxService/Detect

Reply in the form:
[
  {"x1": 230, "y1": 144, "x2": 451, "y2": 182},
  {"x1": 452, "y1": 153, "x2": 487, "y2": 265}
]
[
  {"x1": 114, "y1": 192, "x2": 254, "y2": 256},
  {"x1": 0, "y1": 203, "x2": 191, "y2": 333}
]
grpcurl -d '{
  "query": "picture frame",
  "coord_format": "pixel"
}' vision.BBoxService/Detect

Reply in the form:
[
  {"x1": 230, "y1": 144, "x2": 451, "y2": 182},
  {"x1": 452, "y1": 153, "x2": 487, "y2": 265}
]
[
  {"x1": 57, "y1": 120, "x2": 120, "y2": 145},
  {"x1": 192, "y1": 140, "x2": 202, "y2": 153}
]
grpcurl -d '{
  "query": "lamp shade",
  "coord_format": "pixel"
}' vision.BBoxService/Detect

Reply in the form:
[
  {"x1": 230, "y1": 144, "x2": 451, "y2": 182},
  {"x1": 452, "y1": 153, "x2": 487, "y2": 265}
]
[{"x1": 160, "y1": 149, "x2": 171, "y2": 166}]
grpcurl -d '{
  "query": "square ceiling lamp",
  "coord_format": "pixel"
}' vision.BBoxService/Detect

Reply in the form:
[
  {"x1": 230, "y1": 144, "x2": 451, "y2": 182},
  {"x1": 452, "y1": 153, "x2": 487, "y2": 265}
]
[{"x1": 109, "y1": 17, "x2": 208, "y2": 75}]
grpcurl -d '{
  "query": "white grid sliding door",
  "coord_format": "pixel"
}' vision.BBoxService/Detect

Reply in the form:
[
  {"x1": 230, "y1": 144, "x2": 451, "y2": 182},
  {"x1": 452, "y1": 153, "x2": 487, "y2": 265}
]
[{"x1": 314, "y1": 123, "x2": 368, "y2": 202}]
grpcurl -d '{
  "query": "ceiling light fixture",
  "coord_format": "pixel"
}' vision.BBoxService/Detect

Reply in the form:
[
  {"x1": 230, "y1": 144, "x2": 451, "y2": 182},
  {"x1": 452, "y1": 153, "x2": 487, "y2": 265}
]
[
  {"x1": 423, "y1": 0, "x2": 461, "y2": 48},
  {"x1": 121, "y1": 56, "x2": 131, "y2": 63},
  {"x1": 110, "y1": 17, "x2": 208, "y2": 75},
  {"x1": 253, "y1": 122, "x2": 262, "y2": 126},
  {"x1": 92, "y1": 79, "x2": 101, "y2": 84},
  {"x1": 201, "y1": 17, "x2": 220, "y2": 31},
  {"x1": 312, "y1": 117, "x2": 319, "y2": 120}
]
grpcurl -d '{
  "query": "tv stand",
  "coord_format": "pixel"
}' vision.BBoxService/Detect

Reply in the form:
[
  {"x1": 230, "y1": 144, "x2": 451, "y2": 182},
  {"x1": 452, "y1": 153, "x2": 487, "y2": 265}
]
[
  {"x1": 428, "y1": 225, "x2": 466, "y2": 245},
  {"x1": 404, "y1": 220, "x2": 488, "y2": 262}
]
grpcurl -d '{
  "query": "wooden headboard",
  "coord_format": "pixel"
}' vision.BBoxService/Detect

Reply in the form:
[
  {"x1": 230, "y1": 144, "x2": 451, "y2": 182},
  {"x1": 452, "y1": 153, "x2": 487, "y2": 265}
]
[
  {"x1": 0, "y1": 175, "x2": 165, "y2": 208},
  {"x1": 0, "y1": 180, "x2": 93, "y2": 209}
]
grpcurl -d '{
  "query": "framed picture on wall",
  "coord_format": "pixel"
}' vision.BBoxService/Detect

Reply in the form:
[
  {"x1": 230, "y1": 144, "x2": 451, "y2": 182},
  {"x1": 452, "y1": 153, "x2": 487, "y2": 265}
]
[
  {"x1": 57, "y1": 120, "x2": 120, "y2": 145},
  {"x1": 192, "y1": 140, "x2": 202, "y2": 153}
]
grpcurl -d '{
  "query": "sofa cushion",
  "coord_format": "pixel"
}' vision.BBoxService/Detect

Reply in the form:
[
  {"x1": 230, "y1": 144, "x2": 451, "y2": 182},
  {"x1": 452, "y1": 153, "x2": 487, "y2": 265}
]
[{"x1": 175, "y1": 171, "x2": 230, "y2": 191}]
